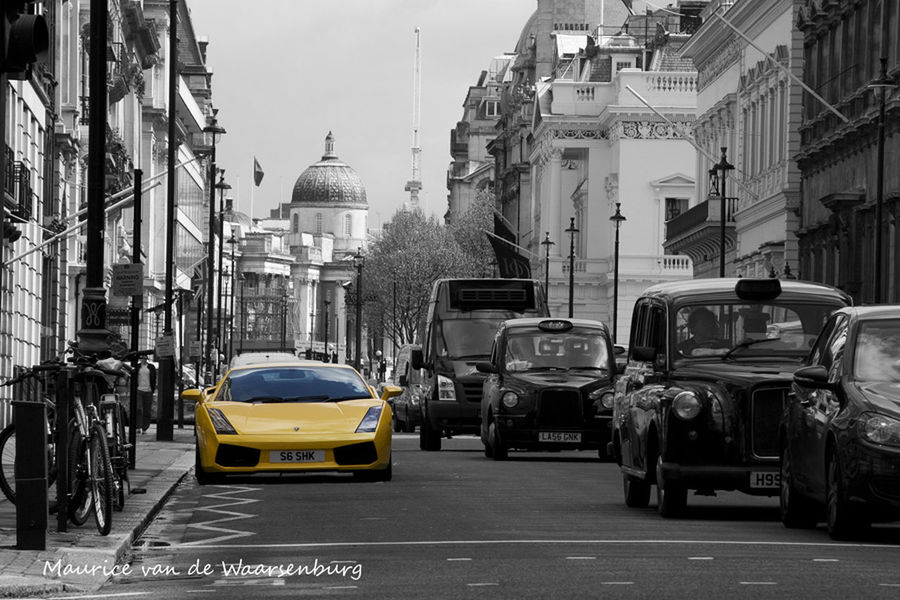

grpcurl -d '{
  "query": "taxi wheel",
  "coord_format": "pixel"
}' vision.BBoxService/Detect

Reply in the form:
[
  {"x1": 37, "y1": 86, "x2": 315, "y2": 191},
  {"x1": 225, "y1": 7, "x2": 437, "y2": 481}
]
[
  {"x1": 488, "y1": 421, "x2": 507, "y2": 461},
  {"x1": 623, "y1": 473, "x2": 651, "y2": 508},
  {"x1": 826, "y1": 449, "x2": 869, "y2": 540},
  {"x1": 656, "y1": 455, "x2": 686, "y2": 518},
  {"x1": 780, "y1": 445, "x2": 819, "y2": 529}
]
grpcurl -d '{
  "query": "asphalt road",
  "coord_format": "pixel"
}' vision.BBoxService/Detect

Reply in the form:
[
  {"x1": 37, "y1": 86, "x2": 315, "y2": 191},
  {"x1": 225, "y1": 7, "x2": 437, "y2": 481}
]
[{"x1": 88, "y1": 434, "x2": 900, "y2": 599}]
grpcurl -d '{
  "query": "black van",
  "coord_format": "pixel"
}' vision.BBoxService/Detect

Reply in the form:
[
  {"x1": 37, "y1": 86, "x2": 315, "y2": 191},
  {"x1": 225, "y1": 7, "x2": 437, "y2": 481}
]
[{"x1": 411, "y1": 278, "x2": 550, "y2": 450}]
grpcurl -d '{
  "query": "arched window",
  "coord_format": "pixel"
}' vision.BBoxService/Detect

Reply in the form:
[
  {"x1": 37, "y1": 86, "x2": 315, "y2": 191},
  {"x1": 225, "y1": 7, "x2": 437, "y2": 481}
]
[
  {"x1": 344, "y1": 214, "x2": 352, "y2": 237},
  {"x1": 315, "y1": 213, "x2": 323, "y2": 235},
  {"x1": 292, "y1": 214, "x2": 299, "y2": 234}
]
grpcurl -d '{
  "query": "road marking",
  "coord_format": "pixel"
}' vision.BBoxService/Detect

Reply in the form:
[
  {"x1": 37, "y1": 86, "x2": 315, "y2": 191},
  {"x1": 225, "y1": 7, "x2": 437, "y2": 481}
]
[
  {"x1": 467, "y1": 583, "x2": 499, "y2": 587},
  {"x1": 689, "y1": 557, "x2": 714, "y2": 560},
  {"x1": 813, "y1": 558, "x2": 839, "y2": 562},
  {"x1": 152, "y1": 538, "x2": 900, "y2": 551},
  {"x1": 182, "y1": 485, "x2": 260, "y2": 546},
  {"x1": 447, "y1": 558, "x2": 472, "y2": 561},
  {"x1": 185, "y1": 592, "x2": 217, "y2": 594},
  {"x1": 879, "y1": 584, "x2": 900, "y2": 587},
  {"x1": 326, "y1": 586, "x2": 359, "y2": 590},
  {"x1": 45, "y1": 594, "x2": 152, "y2": 599},
  {"x1": 740, "y1": 582, "x2": 777, "y2": 585},
  {"x1": 601, "y1": 582, "x2": 634, "y2": 585},
  {"x1": 566, "y1": 556, "x2": 596, "y2": 560}
]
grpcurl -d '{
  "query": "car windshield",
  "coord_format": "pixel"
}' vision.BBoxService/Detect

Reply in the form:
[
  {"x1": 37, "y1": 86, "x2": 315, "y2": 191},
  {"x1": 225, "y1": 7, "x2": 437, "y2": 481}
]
[
  {"x1": 218, "y1": 366, "x2": 372, "y2": 403},
  {"x1": 854, "y1": 319, "x2": 900, "y2": 382},
  {"x1": 438, "y1": 319, "x2": 501, "y2": 360},
  {"x1": 674, "y1": 301, "x2": 841, "y2": 359},
  {"x1": 505, "y1": 327, "x2": 609, "y2": 373}
]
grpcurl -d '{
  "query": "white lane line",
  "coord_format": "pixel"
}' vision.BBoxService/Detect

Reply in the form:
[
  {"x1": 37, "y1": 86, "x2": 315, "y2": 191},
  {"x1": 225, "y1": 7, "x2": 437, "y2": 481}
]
[
  {"x1": 150, "y1": 538, "x2": 900, "y2": 551},
  {"x1": 879, "y1": 584, "x2": 900, "y2": 587},
  {"x1": 689, "y1": 557, "x2": 714, "y2": 560},
  {"x1": 566, "y1": 556, "x2": 597, "y2": 560},
  {"x1": 326, "y1": 586, "x2": 359, "y2": 590},
  {"x1": 813, "y1": 558, "x2": 839, "y2": 562},
  {"x1": 185, "y1": 592, "x2": 217, "y2": 594},
  {"x1": 467, "y1": 583, "x2": 499, "y2": 587},
  {"x1": 601, "y1": 582, "x2": 634, "y2": 585},
  {"x1": 45, "y1": 594, "x2": 152, "y2": 599},
  {"x1": 740, "y1": 582, "x2": 777, "y2": 585},
  {"x1": 447, "y1": 558, "x2": 472, "y2": 561}
]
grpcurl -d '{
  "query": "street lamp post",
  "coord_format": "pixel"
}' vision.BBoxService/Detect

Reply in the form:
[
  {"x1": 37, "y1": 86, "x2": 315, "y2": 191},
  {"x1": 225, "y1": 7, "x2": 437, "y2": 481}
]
[
  {"x1": 228, "y1": 235, "x2": 237, "y2": 362},
  {"x1": 323, "y1": 298, "x2": 331, "y2": 362},
  {"x1": 239, "y1": 273, "x2": 246, "y2": 354},
  {"x1": 713, "y1": 147, "x2": 734, "y2": 278},
  {"x1": 540, "y1": 232, "x2": 554, "y2": 303},
  {"x1": 353, "y1": 248, "x2": 364, "y2": 371},
  {"x1": 214, "y1": 176, "x2": 231, "y2": 380},
  {"x1": 280, "y1": 285, "x2": 288, "y2": 351},
  {"x1": 869, "y1": 57, "x2": 896, "y2": 303},
  {"x1": 565, "y1": 217, "x2": 578, "y2": 318},
  {"x1": 203, "y1": 115, "x2": 226, "y2": 385},
  {"x1": 609, "y1": 203, "x2": 626, "y2": 345}
]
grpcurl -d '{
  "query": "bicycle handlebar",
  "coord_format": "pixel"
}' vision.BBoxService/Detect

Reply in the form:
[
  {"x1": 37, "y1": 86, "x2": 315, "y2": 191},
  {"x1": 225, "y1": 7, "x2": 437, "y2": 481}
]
[{"x1": 2, "y1": 362, "x2": 65, "y2": 386}]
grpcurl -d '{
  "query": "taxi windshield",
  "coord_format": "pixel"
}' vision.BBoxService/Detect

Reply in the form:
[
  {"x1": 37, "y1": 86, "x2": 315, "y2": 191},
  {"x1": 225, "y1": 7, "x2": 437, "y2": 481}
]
[
  {"x1": 853, "y1": 320, "x2": 900, "y2": 382},
  {"x1": 219, "y1": 367, "x2": 372, "y2": 403},
  {"x1": 505, "y1": 327, "x2": 609, "y2": 372},
  {"x1": 674, "y1": 301, "x2": 840, "y2": 359}
]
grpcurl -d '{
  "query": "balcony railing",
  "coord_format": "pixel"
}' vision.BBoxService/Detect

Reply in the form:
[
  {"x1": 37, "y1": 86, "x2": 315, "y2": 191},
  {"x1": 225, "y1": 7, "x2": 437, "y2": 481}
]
[{"x1": 550, "y1": 70, "x2": 698, "y2": 116}]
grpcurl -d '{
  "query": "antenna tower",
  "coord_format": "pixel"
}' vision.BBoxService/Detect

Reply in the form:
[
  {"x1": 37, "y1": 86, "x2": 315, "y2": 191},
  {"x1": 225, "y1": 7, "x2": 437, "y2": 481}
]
[{"x1": 404, "y1": 27, "x2": 422, "y2": 208}]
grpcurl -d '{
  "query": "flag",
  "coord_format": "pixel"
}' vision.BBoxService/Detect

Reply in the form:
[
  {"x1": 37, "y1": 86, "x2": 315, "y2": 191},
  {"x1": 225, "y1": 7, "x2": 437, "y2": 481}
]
[
  {"x1": 253, "y1": 157, "x2": 264, "y2": 187},
  {"x1": 487, "y1": 234, "x2": 532, "y2": 279}
]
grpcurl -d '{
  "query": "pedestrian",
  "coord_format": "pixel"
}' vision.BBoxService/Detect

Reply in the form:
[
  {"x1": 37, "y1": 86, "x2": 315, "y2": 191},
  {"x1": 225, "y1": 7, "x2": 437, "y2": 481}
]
[{"x1": 136, "y1": 356, "x2": 157, "y2": 434}]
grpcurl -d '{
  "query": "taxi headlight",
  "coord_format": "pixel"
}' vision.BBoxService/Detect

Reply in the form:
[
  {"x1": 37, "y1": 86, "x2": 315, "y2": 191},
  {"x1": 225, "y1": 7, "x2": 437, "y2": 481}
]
[
  {"x1": 437, "y1": 375, "x2": 457, "y2": 401},
  {"x1": 861, "y1": 413, "x2": 900, "y2": 447},
  {"x1": 501, "y1": 391, "x2": 519, "y2": 409},
  {"x1": 207, "y1": 407, "x2": 237, "y2": 435},
  {"x1": 356, "y1": 406, "x2": 383, "y2": 433},
  {"x1": 673, "y1": 391, "x2": 702, "y2": 421},
  {"x1": 588, "y1": 388, "x2": 615, "y2": 409}
]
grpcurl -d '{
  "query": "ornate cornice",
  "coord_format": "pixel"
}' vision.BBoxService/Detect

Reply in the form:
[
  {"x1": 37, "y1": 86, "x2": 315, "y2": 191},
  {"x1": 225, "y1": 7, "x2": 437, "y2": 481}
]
[
  {"x1": 609, "y1": 120, "x2": 694, "y2": 144},
  {"x1": 697, "y1": 38, "x2": 741, "y2": 92}
]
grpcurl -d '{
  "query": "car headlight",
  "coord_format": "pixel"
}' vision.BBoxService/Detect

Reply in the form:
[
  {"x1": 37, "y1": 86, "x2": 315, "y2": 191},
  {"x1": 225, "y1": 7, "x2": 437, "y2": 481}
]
[
  {"x1": 589, "y1": 388, "x2": 615, "y2": 409},
  {"x1": 861, "y1": 413, "x2": 900, "y2": 447},
  {"x1": 207, "y1": 407, "x2": 237, "y2": 434},
  {"x1": 501, "y1": 391, "x2": 519, "y2": 409},
  {"x1": 672, "y1": 391, "x2": 702, "y2": 421},
  {"x1": 437, "y1": 375, "x2": 456, "y2": 401},
  {"x1": 356, "y1": 406, "x2": 383, "y2": 433}
]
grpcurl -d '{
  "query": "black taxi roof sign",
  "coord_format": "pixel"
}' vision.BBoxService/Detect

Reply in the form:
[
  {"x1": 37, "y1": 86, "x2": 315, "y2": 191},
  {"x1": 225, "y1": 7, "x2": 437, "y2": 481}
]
[
  {"x1": 538, "y1": 319, "x2": 573, "y2": 332},
  {"x1": 735, "y1": 278, "x2": 782, "y2": 301}
]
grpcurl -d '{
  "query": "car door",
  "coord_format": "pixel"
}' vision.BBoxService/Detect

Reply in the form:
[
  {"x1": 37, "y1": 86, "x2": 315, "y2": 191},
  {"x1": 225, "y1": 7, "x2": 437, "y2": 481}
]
[
  {"x1": 619, "y1": 301, "x2": 655, "y2": 472},
  {"x1": 792, "y1": 314, "x2": 847, "y2": 494},
  {"x1": 809, "y1": 316, "x2": 848, "y2": 495}
]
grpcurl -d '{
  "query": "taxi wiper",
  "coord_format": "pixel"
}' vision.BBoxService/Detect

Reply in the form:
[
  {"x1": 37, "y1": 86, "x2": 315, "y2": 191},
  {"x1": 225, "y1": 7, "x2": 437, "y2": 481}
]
[
  {"x1": 723, "y1": 338, "x2": 779, "y2": 360},
  {"x1": 568, "y1": 366, "x2": 608, "y2": 372}
]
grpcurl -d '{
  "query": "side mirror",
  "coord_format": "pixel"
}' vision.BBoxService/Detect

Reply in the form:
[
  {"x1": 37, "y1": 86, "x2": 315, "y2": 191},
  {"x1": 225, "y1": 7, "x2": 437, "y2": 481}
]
[
  {"x1": 181, "y1": 388, "x2": 202, "y2": 403},
  {"x1": 475, "y1": 361, "x2": 497, "y2": 374},
  {"x1": 632, "y1": 346, "x2": 656, "y2": 362},
  {"x1": 398, "y1": 374, "x2": 408, "y2": 387},
  {"x1": 410, "y1": 348, "x2": 424, "y2": 370},
  {"x1": 380, "y1": 385, "x2": 403, "y2": 401},
  {"x1": 614, "y1": 345, "x2": 626, "y2": 356},
  {"x1": 793, "y1": 365, "x2": 834, "y2": 390}
]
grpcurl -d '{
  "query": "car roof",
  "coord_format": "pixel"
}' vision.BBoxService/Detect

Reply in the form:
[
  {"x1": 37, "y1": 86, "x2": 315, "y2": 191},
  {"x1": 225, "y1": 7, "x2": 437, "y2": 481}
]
[
  {"x1": 835, "y1": 305, "x2": 900, "y2": 319},
  {"x1": 500, "y1": 317, "x2": 609, "y2": 331},
  {"x1": 639, "y1": 278, "x2": 852, "y2": 305}
]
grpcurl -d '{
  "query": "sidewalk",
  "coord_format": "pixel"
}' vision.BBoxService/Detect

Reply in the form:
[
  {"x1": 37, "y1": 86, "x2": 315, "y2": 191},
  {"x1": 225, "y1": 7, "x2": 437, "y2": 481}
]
[{"x1": 0, "y1": 424, "x2": 195, "y2": 597}]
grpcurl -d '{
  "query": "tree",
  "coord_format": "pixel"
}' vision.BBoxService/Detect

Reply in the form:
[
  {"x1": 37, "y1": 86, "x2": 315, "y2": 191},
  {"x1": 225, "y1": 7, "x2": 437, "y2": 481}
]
[{"x1": 447, "y1": 188, "x2": 495, "y2": 276}]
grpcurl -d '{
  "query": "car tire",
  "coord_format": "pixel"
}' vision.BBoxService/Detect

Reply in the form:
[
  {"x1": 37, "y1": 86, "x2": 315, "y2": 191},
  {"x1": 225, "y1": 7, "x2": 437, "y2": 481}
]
[
  {"x1": 392, "y1": 414, "x2": 402, "y2": 433},
  {"x1": 656, "y1": 455, "x2": 686, "y2": 518},
  {"x1": 780, "y1": 445, "x2": 819, "y2": 529},
  {"x1": 623, "y1": 473, "x2": 651, "y2": 508},
  {"x1": 420, "y1": 415, "x2": 441, "y2": 451},
  {"x1": 195, "y1": 446, "x2": 224, "y2": 486},
  {"x1": 826, "y1": 448, "x2": 868, "y2": 540},
  {"x1": 488, "y1": 420, "x2": 507, "y2": 461}
]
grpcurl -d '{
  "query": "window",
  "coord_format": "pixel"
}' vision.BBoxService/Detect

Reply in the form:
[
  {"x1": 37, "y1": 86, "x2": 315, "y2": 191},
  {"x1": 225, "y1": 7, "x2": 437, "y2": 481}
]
[
  {"x1": 344, "y1": 214, "x2": 352, "y2": 236},
  {"x1": 292, "y1": 214, "x2": 299, "y2": 234},
  {"x1": 665, "y1": 198, "x2": 688, "y2": 221},
  {"x1": 484, "y1": 100, "x2": 500, "y2": 117},
  {"x1": 615, "y1": 61, "x2": 632, "y2": 72},
  {"x1": 315, "y1": 213, "x2": 323, "y2": 235}
]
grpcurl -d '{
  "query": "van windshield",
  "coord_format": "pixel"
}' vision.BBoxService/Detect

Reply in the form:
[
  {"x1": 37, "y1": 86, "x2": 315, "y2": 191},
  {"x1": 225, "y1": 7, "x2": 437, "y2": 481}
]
[{"x1": 437, "y1": 319, "x2": 499, "y2": 360}]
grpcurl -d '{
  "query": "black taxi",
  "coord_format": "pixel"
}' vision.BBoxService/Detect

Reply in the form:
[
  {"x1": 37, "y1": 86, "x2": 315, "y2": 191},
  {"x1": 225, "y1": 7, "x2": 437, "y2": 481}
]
[
  {"x1": 609, "y1": 278, "x2": 851, "y2": 517},
  {"x1": 476, "y1": 318, "x2": 617, "y2": 460}
]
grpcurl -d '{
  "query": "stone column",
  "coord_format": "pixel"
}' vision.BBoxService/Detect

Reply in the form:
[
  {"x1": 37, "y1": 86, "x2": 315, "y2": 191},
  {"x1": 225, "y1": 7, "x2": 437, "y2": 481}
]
[{"x1": 548, "y1": 147, "x2": 563, "y2": 257}]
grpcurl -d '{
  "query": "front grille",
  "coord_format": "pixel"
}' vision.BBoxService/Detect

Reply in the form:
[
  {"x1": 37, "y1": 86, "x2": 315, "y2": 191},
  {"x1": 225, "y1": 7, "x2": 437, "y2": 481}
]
[
  {"x1": 460, "y1": 381, "x2": 483, "y2": 404},
  {"x1": 750, "y1": 387, "x2": 788, "y2": 459},
  {"x1": 215, "y1": 444, "x2": 260, "y2": 467},
  {"x1": 537, "y1": 389, "x2": 582, "y2": 427},
  {"x1": 333, "y1": 442, "x2": 378, "y2": 465}
]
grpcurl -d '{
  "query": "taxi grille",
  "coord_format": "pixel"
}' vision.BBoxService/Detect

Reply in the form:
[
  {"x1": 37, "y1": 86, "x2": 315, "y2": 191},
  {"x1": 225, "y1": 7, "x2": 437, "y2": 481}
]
[
  {"x1": 460, "y1": 381, "x2": 483, "y2": 404},
  {"x1": 333, "y1": 442, "x2": 378, "y2": 465},
  {"x1": 215, "y1": 444, "x2": 260, "y2": 467},
  {"x1": 537, "y1": 390, "x2": 582, "y2": 427},
  {"x1": 750, "y1": 387, "x2": 788, "y2": 459}
]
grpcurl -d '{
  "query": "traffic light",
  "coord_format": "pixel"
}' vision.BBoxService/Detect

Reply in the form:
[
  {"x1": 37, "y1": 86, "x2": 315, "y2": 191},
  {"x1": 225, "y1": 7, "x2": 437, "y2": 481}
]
[
  {"x1": 2, "y1": 221, "x2": 21, "y2": 242},
  {"x1": 2, "y1": 5, "x2": 49, "y2": 76}
]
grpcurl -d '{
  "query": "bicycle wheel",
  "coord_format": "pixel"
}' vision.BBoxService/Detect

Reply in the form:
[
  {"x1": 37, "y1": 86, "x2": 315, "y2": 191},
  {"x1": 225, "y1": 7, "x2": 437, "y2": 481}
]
[
  {"x1": 0, "y1": 424, "x2": 16, "y2": 503},
  {"x1": 67, "y1": 423, "x2": 92, "y2": 526},
  {"x1": 89, "y1": 421, "x2": 114, "y2": 536},
  {"x1": 110, "y1": 403, "x2": 129, "y2": 510}
]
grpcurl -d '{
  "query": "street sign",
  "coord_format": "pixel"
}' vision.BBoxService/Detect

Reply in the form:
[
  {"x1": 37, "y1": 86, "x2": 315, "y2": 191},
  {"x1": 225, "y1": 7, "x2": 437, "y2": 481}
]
[
  {"x1": 155, "y1": 333, "x2": 175, "y2": 358},
  {"x1": 111, "y1": 263, "x2": 143, "y2": 296},
  {"x1": 107, "y1": 307, "x2": 131, "y2": 326},
  {"x1": 189, "y1": 339, "x2": 201, "y2": 357}
]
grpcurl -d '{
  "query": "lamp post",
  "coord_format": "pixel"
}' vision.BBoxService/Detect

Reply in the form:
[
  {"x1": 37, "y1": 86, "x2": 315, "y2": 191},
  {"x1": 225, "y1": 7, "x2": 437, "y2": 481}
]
[
  {"x1": 869, "y1": 57, "x2": 896, "y2": 303},
  {"x1": 353, "y1": 248, "x2": 364, "y2": 371},
  {"x1": 565, "y1": 217, "x2": 578, "y2": 318},
  {"x1": 228, "y1": 234, "x2": 237, "y2": 362},
  {"x1": 540, "y1": 232, "x2": 554, "y2": 302},
  {"x1": 203, "y1": 115, "x2": 226, "y2": 385},
  {"x1": 280, "y1": 285, "x2": 288, "y2": 351},
  {"x1": 214, "y1": 175, "x2": 231, "y2": 381},
  {"x1": 323, "y1": 297, "x2": 331, "y2": 363},
  {"x1": 609, "y1": 203, "x2": 626, "y2": 345},
  {"x1": 239, "y1": 273, "x2": 246, "y2": 354},
  {"x1": 713, "y1": 147, "x2": 734, "y2": 278}
]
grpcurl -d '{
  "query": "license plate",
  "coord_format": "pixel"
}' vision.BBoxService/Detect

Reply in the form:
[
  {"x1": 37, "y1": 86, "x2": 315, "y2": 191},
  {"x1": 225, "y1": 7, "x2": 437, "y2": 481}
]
[
  {"x1": 749, "y1": 471, "x2": 780, "y2": 488},
  {"x1": 539, "y1": 432, "x2": 581, "y2": 443},
  {"x1": 270, "y1": 450, "x2": 324, "y2": 463}
]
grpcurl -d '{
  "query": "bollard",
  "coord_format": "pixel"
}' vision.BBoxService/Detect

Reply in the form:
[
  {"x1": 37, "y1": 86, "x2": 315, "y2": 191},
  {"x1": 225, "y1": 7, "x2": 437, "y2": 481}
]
[
  {"x1": 55, "y1": 370, "x2": 70, "y2": 533},
  {"x1": 13, "y1": 400, "x2": 47, "y2": 550}
]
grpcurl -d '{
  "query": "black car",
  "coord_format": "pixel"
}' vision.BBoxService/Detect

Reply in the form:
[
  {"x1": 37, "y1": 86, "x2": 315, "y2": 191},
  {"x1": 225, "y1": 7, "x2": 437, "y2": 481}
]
[
  {"x1": 610, "y1": 278, "x2": 851, "y2": 517},
  {"x1": 476, "y1": 318, "x2": 617, "y2": 460},
  {"x1": 780, "y1": 306, "x2": 900, "y2": 539},
  {"x1": 391, "y1": 344, "x2": 424, "y2": 432}
]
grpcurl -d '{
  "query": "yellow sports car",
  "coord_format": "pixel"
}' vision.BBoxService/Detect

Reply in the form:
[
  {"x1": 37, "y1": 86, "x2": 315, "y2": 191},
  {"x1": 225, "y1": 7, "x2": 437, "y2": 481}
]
[{"x1": 183, "y1": 362, "x2": 401, "y2": 484}]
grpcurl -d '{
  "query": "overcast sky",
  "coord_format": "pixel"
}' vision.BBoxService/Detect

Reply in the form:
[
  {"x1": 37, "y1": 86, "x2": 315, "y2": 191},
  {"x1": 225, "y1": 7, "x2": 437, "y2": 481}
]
[{"x1": 187, "y1": 0, "x2": 538, "y2": 227}]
